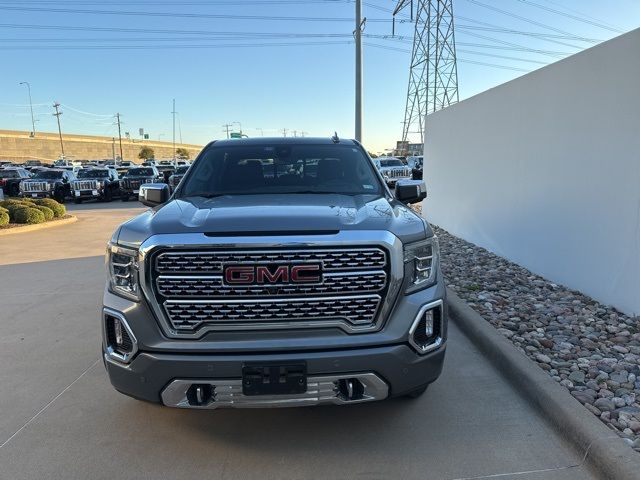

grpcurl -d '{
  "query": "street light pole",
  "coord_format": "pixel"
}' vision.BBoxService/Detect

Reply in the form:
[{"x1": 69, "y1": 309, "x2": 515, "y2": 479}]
[
  {"x1": 19, "y1": 82, "x2": 36, "y2": 137},
  {"x1": 355, "y1": 0, "x2": 364, "y2": 143},
  {"x1": 172, "y1": 99, "x2": 176, "y2": 167}
]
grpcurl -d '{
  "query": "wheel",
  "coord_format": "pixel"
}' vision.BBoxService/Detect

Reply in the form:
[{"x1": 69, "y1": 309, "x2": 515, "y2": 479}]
[
  {"x1": 10, "y1": 183, "x2": 19, "y2": 197},
  {"x1": 103, "y1": 189, "x2": 113, "y2": 202},
  {"x1": 74, "y1": 198, "x2": 82, "y2": 204},
  {"x1": 405, "y1": 385, "x2": 429, "y2": 399},
  {"x1": 54, "y1": 190, "x2": 65, "y2": 204},
  {"x1": 121, "y1": 195, "x2": 129, "y2": 202}
]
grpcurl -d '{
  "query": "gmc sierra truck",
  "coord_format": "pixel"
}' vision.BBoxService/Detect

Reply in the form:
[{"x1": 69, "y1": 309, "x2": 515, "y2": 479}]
[{"x1": 103, "y1": 137, "x2": 447, "y2": 409}]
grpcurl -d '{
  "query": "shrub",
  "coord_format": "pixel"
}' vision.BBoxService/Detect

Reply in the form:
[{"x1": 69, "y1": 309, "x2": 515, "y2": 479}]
[
  {"x1": 35, "y1": 198, "x2": 65, "y2": 218},
  {"x1": 0, "y1": 199, "x2": 26, "y2": 209},
  {"x1": 12, "y1": 206, "x2": 45, "y2": 224},
  {"x1": 0, "y1": 211, "x2": 8, "y2": 227},
  {"x1": 5, "y1": 203, "x2": 30, "y2": 217},
  {"x1": 34, "y1": 205, "x2": 54, "y2": 221}
]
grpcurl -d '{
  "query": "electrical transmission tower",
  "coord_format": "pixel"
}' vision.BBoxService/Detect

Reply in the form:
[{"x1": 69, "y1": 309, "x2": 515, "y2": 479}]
[{"x1": 394, "y1": 0, "x2": 459, "y2": 147}]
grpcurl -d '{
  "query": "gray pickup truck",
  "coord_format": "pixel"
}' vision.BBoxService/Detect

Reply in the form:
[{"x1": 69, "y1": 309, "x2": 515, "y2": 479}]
[{"x1": 103, "y1": 137, "x2": 447, "y2": 409}]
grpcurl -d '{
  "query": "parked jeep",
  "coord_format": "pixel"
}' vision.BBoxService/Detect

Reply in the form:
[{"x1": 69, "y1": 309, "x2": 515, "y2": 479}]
[
  {"x1": 72, "y1": 168, "x2": 121, "y2": 203},
  {"x1": 167, "y1": 165, "x2": 190, "y2": 192},
  {"x1": 120, "y1": 166, "x2": 164, "y2": 201},
  {"x1": 374, "y1": 157, "x2": 412, "y2": 187},
  {"x1": 19, "y1": 168, "x2": 75, "y2": 203},
  {"x1": 0, "y1": 167, "x2": 31, "y2": 197}
]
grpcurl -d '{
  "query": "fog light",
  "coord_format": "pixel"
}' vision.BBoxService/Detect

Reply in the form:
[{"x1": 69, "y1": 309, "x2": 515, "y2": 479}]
[
  {"x1": 409, "y1": 300, "x2": 443, "y2": 354},
  {"x1": 103, "y1": 309, "x2": 138, "y2": 363}
]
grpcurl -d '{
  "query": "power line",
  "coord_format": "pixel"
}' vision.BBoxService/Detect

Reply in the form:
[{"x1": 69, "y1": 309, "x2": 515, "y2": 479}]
[
  {"x1": 512, "y1": 0, "x2": 624, "y2": 34},
  {"x1": 0, "y1": 40, "x2": 355, "y2": 50},
  {"x1": 0, "y1": 5, "x2": 396, "y2": 22}
]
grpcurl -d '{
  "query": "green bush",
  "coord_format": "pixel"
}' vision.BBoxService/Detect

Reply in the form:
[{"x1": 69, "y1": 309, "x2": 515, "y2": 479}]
[
  {"x1": 5, "y1": 203, "x2": 30, "y2": 217},
  {"x1": 34, "y1": 205, "x2": 54, "y2": 221},
  {"x1": 0, "y1": 211, "x2": 8, "y2": 227},
  {"x1": 12, "y1": 206, "x2": 45, "y2": 225},
  {"x1": 0, "y1": 199, "x2": 26, "y2": 209},
  {"x1": 35, "y1": 198, "x2": 65, "y2": 218}
]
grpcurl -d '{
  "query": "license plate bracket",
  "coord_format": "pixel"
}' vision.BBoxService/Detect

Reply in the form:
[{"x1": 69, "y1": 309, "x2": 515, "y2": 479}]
[{"x1": 242, "y1": 363, "x2": 307, "y2": 396}]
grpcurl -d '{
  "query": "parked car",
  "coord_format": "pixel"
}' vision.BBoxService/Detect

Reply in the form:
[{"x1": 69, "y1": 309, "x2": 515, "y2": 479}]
[
  {"x1": 167, "y1": 165, "x2": 189, "y2": 192},
  {"x1": 120, "y1": 166, "x2": 164, "y2": 201},
  {"x1": 156, "y1": 164, "x2": 176, "y2": 183},
  {"x1": 19, "y1": 168, "x2": 75, "y2": 203},
  {"x1": 102, "y1": 137, "x2": 443, "y2": 409},
  {"x1": 374, "y1": 157, "x2": 412, "y2": 187},
  {"x1": 24, "y1": 160, "x2": 43, "y2": 167},
  {"x1": 406, "y1": 156, "x2": 424, "y2": 180},
  {"x1": 72, "y1": 168, "x2": 120, "y2": 203},
  {"x1": 0, "y1": 167, "x2": 31, "y2": 197}
]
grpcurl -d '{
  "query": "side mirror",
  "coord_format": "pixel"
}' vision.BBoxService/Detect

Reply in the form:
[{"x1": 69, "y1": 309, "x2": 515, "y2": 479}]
[
  {"x1": 395, "y1": 180, "x2": 427, "y2": 204},
  {"x1": 139, "y1": 183, "x2": 170, "y2": 207}
]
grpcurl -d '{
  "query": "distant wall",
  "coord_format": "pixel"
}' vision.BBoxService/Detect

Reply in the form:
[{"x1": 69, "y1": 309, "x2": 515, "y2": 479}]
[
  {"x1": 0, "y1": 129, "x2": 202, "y2": 163},
  {"x1": 423, "y1": 28, "x2": 640, "y2": 315}
]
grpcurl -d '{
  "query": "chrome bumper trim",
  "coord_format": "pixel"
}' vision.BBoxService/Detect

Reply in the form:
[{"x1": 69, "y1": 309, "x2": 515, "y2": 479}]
[{"x1": 161, "y1": 372, "x2": 389, "y2": 409}]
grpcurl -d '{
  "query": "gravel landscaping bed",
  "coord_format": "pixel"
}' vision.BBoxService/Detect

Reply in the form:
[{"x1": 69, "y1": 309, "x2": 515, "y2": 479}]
[{"x1": 434, "y1": 225, "x2": 640, "y2": 452}]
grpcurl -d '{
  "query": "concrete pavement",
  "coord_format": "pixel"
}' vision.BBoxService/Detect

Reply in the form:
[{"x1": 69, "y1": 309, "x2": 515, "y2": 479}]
[{"x1": 0, "y1": 203, "x2": 598, "y2": 479}]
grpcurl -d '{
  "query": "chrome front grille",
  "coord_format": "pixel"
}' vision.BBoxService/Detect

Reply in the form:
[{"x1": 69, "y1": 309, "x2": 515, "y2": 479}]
[
  {"x1": 73, "y1": 180, "x2": 97, "y2": 191},
  {"x1": 156, "y1": 249, "x2": 386, "y2": 273},
  {"x1": 388, "y1": 169, "x2": 411, "y2": 178},
  {"x1": 22, "y1": 181, "x2": 48, "y2": 192},
  {"x1": 165, "y1": 295, "x2": 381, "y2": 331},
  {"x1": 156, "y1": 270, "x2": 387, "y2": 297},
  {"x1": 150, "y1": 247, "x2": 390, "y2": 334}
]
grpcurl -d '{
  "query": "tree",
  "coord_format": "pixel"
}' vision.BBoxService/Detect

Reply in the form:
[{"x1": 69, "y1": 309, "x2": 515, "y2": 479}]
[
  {"x1": 176, "y1": 147, "x2": 190, "y2": 160},
  {"x1": 138, "y1": 146, "x2": 155, "y2": 160},
  {"x1": 368, "y1": 151, "x2": 379, "y2": 158}
]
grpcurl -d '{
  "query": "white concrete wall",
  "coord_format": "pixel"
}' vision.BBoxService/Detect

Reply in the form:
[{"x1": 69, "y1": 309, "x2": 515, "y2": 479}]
[{"x1": 423, "y1": 28, "x2": 640, "y2": 315}]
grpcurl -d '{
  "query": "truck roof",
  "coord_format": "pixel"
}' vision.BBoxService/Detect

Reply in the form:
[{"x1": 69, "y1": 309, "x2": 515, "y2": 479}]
[{"x1": 210, "y1": 137, "x2": 358, "y2": 147}]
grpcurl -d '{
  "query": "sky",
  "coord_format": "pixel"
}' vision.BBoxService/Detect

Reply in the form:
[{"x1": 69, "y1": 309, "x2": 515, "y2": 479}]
[{"x1": 0, "y1": 0, "x2": 638, "y2": 154}]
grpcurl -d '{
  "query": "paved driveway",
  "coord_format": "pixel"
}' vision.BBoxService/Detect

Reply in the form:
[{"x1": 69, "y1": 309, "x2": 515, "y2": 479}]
[{"x1": 0, "y1": 203, "x2": 596, "y2": 479}]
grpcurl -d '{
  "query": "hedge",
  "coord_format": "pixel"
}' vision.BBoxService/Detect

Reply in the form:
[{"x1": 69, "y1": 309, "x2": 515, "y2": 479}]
[
  {"x1": 0, "y1": 211, "x2": 8, "y2": 227},
  {"x1": 12, "y1": 206, "x2": 45, "y2": 225},
  {"x1": 35, "y1": 198, "x2": 66, "y2": 218},
  {"x1": 34, "y1": 205, "x2": 54, "y2": 221}
]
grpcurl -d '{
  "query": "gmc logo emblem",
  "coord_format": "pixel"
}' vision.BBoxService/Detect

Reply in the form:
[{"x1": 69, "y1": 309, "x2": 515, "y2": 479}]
[{"x1": 224, "y1": 263, "x2": 322, "y2": 285}]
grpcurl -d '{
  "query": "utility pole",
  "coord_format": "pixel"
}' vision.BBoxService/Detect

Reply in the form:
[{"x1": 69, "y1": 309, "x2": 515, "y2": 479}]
[
  {"x1": 19, "y1": 82, "x2": 36, "y2": 137},
  {"x1": 52, "y1": 102, "x2": 64, "y2": 160},
  {"x1": 222, "y1": 123, "x2": 233, "y2": 139},
  {"x1": 111, "y1": 137, "x2": 116, "y2": 162},
  {"x1": 355, "y1": 0, "x2": 365, "y2": 143},
  {"x1": 172, "y1": 99, "x2": 176, "y2": 167},
  {"x1": 116, "y1": 113, "x2": 124, "y2": 166},
  {"x1": 282, "y1": 128, "x2": 288, "y2": 137}
]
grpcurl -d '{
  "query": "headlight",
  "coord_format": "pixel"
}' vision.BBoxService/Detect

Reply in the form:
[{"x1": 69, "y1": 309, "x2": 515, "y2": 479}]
[
  {"x1": 403, "y1": 236, "x2": 439, "y2": 294},
  {"x1": 96, "y1": 181, "x2": 103, "y2": 189},
  {"x1": 107, "y1": 243, "x2": 140, "y2": 300}
]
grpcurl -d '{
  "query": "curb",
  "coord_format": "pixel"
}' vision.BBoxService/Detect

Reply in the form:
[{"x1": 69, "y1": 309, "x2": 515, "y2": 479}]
[
  {"x1": 447, "y1": 288, "x2": 640, "y2": 480},
  {"x1": 0, "y1": 215, "x2": 77, "y2": 236}
]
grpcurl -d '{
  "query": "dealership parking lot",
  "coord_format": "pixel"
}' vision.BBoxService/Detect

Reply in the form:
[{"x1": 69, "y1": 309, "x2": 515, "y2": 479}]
[{"x1": 0, "y1": 202, "x2": 596, "y2": 479}]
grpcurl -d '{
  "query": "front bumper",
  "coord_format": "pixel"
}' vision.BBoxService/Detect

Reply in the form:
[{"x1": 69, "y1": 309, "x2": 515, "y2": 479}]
[
  {"x1": 104, "y1": 342, "x2": 446, "y2": 406},
  {"x1": 20, "y1": 191, "x2": 53, "y2": 199},
  {"x1": 74, "y1": 190, "x2": 104, "y2": 200}
]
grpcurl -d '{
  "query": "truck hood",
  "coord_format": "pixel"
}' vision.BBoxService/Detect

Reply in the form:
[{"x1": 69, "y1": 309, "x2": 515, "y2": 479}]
[{"x1": 116, "y1": 194, "x2": 430, "y2": 247}]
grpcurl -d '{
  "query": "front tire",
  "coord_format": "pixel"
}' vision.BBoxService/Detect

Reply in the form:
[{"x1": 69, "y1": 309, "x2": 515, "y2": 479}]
[
  {"x1": 121, "y1": 194, "x2": 130, "y2": 202},
  {"x1": 74, "y1": 198, "x2": 82, "y2": 204}
]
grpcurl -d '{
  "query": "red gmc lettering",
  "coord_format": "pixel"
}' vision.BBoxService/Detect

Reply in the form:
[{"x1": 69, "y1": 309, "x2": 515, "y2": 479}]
[
  {"x1": 225, "y1": 266, "x2": 255, "y2": 284},
  {"x1": 291, "y1": 264, "x2": 321, "y2": 283},
  {"x1": 256, "y1": 266, "x2": 289, "y2": 283}
]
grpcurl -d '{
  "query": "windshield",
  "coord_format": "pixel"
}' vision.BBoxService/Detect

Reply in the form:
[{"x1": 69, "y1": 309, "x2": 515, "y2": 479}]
[
  {"x1": 78, "y1": 170, "x2": 109, "y2": 178},
  {"x1": 175, "y1": 166, "x2": 189, "y2": 174},
  {"x1": 34, "y1": 170, "x2": 64, "y2": 179},
  {"x1": 0, "y1": 170, "x2": 19, "y2": 178},
  {"x1": 126, "y1": 168, "x2": 154, "y2": 176},
  {"x1": 380, "y1": 159, "x2": 404, "y2": 167},
  {"x1": 179, "y1": 144, "x2": 382, "y2": 197}
]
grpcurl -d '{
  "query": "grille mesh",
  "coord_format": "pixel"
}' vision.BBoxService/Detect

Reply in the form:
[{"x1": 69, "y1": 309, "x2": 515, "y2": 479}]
[
  {"x1": 22, "y1": 181, "x2": 48, "y2": 192},
  {"x1": 150, "y1": 247, "x2": 389, "y2": 333},
  {"x1": 165, "y1": 296, "x2": 381, "y2": 330},
  {"x1": 156, "y1": 271, "x2": 386, "y2": 297}
]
